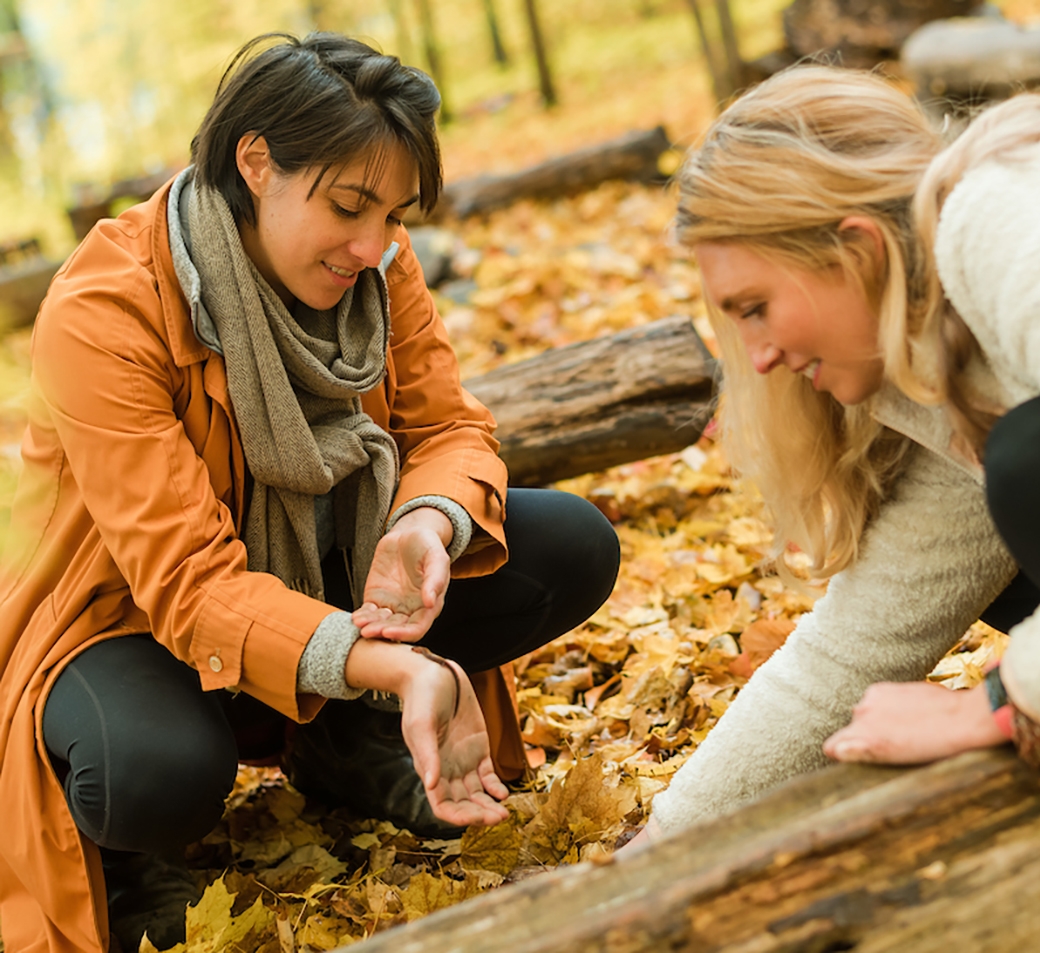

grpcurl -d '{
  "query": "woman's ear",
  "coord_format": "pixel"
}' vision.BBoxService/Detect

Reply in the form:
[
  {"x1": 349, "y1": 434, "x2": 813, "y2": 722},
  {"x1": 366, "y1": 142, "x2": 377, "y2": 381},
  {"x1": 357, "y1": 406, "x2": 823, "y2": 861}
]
[
  {"x1": 838, "y1": 215, "x2": 887, "y2": 275},
  {"x1": 235, "y1": 133, "x2": 273, "y2": 199}
]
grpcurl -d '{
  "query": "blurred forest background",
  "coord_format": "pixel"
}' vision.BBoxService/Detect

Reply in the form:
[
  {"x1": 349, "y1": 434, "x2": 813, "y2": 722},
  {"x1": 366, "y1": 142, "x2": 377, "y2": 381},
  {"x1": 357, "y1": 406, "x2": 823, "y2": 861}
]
[
  {"x1": 3, "y1": 2, "x2": 1040, "y2": 948},
  {"x1": 0, "y1": 0, "x2": 794, "y2": 254}
]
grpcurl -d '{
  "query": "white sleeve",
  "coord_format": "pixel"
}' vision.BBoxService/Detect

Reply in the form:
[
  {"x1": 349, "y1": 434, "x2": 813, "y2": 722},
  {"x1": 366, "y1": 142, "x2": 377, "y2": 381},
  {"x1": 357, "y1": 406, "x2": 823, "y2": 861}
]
[
  {"x1": 934, "y1": 152, "x2": 1040, "y2": 402},
  {"x1": 651, "y1": 443, "x2": 1017, "y2": 832},
  {"x1": 933, "y1": 152, "x2": 1040, "y2": 729}
]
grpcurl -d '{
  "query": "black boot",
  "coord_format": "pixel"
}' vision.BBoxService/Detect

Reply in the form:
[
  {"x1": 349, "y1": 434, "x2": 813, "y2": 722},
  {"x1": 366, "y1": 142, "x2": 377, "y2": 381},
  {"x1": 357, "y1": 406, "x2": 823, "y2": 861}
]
[
  {"x1": 284, "y1": 699, "x2": 466, "y2": 838},
  {"x1": 101, "y1": 848, "x2": 200, "y2": 952}
]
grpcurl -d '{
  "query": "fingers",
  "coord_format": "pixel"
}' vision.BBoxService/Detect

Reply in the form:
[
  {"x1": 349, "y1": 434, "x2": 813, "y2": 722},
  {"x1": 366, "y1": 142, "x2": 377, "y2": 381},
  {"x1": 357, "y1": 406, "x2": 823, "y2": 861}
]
[
  {"x1": 421, "y1": 554, "x2": 450, "y2": 611},
  {"x1": 378, "y1": 609, "x2": 438, "y2": 642},
  {"x1": 823, "y1": 729, "x2": 876, "y2": 762},
  {"x1": 426, "y1": 778, "x2": 510, "y2": 827},
  {"x1": 478, "y1": 759, "x2": 509, "y2": 801},
  {"x1": 352, "y1": 604, "x2": 429, "y2": 641},
  {"x1": 404, "y1": 719, "x2": 443, "y2": 791}
]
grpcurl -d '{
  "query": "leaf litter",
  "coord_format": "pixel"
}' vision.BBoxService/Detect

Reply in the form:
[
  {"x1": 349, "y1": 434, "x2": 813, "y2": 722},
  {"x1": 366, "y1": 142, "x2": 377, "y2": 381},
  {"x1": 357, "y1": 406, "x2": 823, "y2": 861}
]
[{"x1": 0, "y1": 153, "x2": 1008, "y2": 953}]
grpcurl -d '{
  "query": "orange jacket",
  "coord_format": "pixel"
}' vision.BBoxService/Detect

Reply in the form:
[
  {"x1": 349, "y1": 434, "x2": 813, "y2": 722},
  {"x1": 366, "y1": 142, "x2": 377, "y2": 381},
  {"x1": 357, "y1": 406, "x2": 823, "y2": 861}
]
[{"x1": 0, "y1": 182, "x2": 523, "y2": 952}]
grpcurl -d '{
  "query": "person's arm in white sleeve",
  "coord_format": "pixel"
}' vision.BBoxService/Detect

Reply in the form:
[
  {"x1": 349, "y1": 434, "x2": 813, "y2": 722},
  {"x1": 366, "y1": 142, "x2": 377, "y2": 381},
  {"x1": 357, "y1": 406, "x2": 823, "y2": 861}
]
[{"x1": 651, "y1": 443, "x2": 1017, "y2": 833}]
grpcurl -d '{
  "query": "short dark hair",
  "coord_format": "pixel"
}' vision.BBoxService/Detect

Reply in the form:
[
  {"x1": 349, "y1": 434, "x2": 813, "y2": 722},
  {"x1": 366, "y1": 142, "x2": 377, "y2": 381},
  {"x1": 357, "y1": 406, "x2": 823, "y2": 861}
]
[{"x1": 191, "y1": 33, "x2": 443, "y2": 225}]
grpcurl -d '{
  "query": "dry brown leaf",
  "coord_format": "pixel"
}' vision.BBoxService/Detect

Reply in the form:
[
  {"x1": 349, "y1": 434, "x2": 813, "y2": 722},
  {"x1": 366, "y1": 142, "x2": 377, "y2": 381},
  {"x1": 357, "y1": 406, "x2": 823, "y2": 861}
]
[
  {"x1": 741, "y1": 618, "x2": 797, "y2": 671},
  {"x1": 460, "y1": 820, "x2": 523, "y2": 876}
]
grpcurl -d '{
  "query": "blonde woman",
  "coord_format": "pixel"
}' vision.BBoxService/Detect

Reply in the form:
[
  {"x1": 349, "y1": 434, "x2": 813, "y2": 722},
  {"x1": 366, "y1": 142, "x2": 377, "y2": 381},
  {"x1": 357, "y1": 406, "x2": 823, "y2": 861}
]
[{"x1": 631, "y1": 67, "x2": 1040, "y2": 846}]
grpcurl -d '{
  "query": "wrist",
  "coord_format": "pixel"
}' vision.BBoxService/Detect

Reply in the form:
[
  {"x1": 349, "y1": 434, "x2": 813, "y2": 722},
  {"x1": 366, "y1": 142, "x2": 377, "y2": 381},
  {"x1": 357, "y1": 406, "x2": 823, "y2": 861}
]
[
  {"x1": 387, "y1": 506, "x2": 453, "y2": 548},
  {"x1": 984, "y1": 666, "x2": 1015, "y2": 740},
  {"x1": 344, "y1": 637, "x2": 432, "y2": 696},
  {"x1": 968, "y1": 679, "x2": 1012, "y2": 746}
]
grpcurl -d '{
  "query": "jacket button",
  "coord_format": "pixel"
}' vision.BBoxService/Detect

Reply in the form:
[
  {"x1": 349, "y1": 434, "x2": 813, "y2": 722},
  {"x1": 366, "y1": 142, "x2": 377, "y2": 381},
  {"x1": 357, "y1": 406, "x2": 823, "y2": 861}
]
[{"x1": 209, "y1": 655, "x2": 223, "y2": 673}]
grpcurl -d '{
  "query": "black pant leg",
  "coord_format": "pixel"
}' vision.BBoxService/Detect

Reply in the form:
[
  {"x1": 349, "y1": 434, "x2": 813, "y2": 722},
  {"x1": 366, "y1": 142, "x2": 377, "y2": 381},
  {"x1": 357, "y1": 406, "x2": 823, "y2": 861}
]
[
  {"x1": 980, "y1": 570, "x2": 1040, "y2": 634},
  {"x1": 977, "y1": 395, "x2": 1040, "y2": 632},
  {"x1": 41, "y1": 635, "x2": 238, "y2": 853},
  {"x1": 419, "y1": 487, "x2": 620, "y2": 671},
  {"x1": 986, "y1": 395, "x2": 1040, "y2": 591},
  {"x1": 981, "y1": 396, "x2": 1040, "y2": 633}
]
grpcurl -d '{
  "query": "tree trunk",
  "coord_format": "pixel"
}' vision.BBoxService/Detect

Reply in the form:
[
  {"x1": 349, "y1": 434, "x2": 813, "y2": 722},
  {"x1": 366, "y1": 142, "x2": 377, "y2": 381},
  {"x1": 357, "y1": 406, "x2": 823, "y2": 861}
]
[
  {"x1": 388, "y1": 0, "x2": 415, "y2": 67},
  {"x1": 521, "y1": 0, "x2": 557, "y2": 107},
  {"x1": 432, "y1": 126, "x2": 672, "y2": 220},
  {"x1": 483, "y1": 0, "x2": 510, "y2": 66},
  {"x1": 341, "y1": 749, "x2": 1040, "y2": 952},
  {"x1": 464, "y1": 316, "x2": 717, "y2": 486},
  {"x1": 713, "y1": 0, "x2": 744, "y2": 94},
  {"x1": 685, "y1": 0, "x2": 733, "y2": 103},
  {"x1": 414, "y1": 0, "x2": 451, "y2": 121}
]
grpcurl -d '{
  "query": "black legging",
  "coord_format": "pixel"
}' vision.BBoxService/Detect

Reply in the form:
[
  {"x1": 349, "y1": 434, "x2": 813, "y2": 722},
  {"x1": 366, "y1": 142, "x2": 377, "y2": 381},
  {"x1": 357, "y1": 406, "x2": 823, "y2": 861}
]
[
  {"x1": 41, "y1": 487, "x2": 619, "y2": 853},
  {"x1": 981, "y1": 396, "x2": 1040, "y2": 634}
]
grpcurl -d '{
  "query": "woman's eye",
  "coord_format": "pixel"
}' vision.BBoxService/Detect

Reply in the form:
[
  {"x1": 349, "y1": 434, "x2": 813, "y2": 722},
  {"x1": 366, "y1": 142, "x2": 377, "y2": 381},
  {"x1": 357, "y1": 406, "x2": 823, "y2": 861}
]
[
  {"x1": 333, "y1": 204, "x2": 360, "y2": 219},
  {"x1": 386, "y1": 215, "x2": 403, "y2": 228},
  {"x1": 740, "y1": 303, "x2": 765, "y2": 320}
]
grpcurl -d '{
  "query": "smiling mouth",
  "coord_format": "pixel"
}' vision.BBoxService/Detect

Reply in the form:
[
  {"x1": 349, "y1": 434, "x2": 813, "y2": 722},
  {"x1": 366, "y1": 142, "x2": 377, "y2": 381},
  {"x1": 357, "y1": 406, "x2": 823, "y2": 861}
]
[
  {"x1": 325, "y1": 262, "x2": 357, "y2": 278},
  {"x1": 800, "y1": 359, "x2": 820, "y2": 381}
]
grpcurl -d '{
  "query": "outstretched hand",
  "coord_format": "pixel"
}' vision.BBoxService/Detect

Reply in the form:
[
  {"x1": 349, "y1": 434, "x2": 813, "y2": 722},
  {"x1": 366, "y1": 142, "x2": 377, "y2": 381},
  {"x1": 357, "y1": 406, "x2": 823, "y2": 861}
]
[
  {"x1": 399, "y1": 651, "x2": 509, "y2": 828},
  {"x1": 353, "y1": 507, "x2": 452, "y2": 642},
  {"x1": 823, "y1": 680, "x2": 1008, "y2": 765}
]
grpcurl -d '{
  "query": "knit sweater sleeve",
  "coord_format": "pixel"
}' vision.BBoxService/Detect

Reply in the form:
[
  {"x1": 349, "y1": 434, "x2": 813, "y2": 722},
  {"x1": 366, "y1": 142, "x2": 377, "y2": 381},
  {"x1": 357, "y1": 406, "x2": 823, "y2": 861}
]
[
  {"x1": 935, "y1": 148, "x2": 1040, "y2": 724},
  {"x1": 934, "y1": 149, "x2": 1040, "y2": 405},
  {"x1": 651, "y1": 443, "x2": 1016, "y2": 832}
]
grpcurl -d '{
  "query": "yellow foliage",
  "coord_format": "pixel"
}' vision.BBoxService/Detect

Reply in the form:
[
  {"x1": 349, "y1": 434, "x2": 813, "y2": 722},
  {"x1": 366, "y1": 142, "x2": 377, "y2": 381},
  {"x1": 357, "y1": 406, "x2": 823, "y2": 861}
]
[{"x1": 460, "y1": 818, "x2": 523, "y2": 876}]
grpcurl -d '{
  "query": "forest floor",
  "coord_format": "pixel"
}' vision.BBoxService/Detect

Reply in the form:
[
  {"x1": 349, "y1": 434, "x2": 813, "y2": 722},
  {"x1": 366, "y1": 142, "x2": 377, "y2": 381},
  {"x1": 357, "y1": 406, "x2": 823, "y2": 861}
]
[
  {"x1": 4, "y1": 0, "x2": 1039, "y2": 946},
  {"x1": 0, "y1": 174, "x2": 1006, "y2": 952}
]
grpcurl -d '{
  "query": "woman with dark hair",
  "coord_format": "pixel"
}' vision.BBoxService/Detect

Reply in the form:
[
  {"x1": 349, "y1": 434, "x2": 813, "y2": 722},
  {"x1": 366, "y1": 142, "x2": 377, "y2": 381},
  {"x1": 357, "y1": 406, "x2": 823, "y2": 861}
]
[{"x1": 0, "y1": 33, "x2": 619, "y2": 953}]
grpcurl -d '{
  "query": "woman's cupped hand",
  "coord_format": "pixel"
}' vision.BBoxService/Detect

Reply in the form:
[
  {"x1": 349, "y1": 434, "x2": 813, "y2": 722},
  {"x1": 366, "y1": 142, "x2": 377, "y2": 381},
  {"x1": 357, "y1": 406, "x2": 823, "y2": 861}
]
[
  {"x1": 352, "y1": 507, "x2": 453, "y2": 642},
  {"x1": 400, "y1": 650, "x2": 510, "y2": 827}
]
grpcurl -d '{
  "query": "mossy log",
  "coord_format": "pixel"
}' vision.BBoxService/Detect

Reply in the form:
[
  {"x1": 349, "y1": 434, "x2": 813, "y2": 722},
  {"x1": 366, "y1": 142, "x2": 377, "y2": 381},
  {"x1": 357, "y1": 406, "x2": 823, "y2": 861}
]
[{"x1": 344, "y1": 748, "x2": 1040, "y2": 952}]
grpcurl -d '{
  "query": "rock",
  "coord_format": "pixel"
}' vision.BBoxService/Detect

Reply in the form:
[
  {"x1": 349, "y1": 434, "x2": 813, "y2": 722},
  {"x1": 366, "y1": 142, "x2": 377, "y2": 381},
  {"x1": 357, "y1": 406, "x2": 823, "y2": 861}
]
[
  {"x1": 783, "y1": 0, "x2": 982, "y2": 67},
  {"x1": 903, "y1": 16, "x2": 1040, "y2": 99},
  {"x1": 406, "y1": 226, "x2": 455, "y2": 287}
]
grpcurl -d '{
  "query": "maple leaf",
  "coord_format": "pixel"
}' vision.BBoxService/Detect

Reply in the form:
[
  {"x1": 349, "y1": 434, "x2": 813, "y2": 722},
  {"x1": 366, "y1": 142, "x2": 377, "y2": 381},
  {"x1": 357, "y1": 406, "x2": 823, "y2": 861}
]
[
  {"x1": 296, "y1": 913, "x2": 356, "y2": 950},
  {"x1": 398, "y1": 871, "x2": 484, "y2": 922},
  {"x1": 460, "y1": 818, "x2": 523, "y2": 875},
  {"x1": 143, "y1": 876, "x2": 275, "y2": 953},
  {"x1": 257, "y1": 844, "x2": 348, "y2": 893},
  {"x1": 523, "y1": 752, "x2": 639, "y2": 865}
]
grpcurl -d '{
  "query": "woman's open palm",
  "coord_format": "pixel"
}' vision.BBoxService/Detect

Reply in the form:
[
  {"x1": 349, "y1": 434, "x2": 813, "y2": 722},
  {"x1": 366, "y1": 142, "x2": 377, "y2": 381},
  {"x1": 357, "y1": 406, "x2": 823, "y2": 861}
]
[
  {"x1": 353, "y1": 520, "x2": 450, "y2": 641},
  {"x1": 400, "y1": 657, "x2": 509, "y2": 827}
]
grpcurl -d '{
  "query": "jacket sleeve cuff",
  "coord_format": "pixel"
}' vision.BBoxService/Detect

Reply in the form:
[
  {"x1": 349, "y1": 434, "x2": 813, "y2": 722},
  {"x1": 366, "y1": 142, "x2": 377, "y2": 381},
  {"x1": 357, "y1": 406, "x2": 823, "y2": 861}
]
[
  {"x1": 999, "y1": 610, "x2": 1040, "y2": 723},
  {"x1": 296, "y1": 611, "x2": 366, "y2": 701},
  {"x1": 387, "y1": 495, "x2": 474, "y2": 562}
]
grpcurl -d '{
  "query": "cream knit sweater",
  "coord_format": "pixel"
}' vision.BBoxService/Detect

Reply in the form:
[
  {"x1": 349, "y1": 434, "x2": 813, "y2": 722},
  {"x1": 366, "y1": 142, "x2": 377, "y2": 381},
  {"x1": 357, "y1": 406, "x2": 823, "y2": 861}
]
[{"x1": 653, "y1": 149, "x2": 1040, "y2": 833}]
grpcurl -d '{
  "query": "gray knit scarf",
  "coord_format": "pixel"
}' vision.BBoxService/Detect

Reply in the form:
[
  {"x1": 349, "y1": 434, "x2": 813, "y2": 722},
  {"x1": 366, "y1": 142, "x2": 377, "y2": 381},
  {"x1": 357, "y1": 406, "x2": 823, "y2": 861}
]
[{"x1": 188, "y1": 182, "x2": 399, "y2": 605}]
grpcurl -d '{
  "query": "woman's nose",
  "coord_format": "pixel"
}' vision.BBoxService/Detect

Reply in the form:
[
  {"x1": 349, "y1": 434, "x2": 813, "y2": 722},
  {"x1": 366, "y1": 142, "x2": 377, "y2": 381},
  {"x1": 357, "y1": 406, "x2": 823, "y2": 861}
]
[
  {"x1": 747, "y1": 341, "x2": 783, "y2": 374},
  {"x1": 349, "y1": 223, "x2": 390, "y2": 270}
]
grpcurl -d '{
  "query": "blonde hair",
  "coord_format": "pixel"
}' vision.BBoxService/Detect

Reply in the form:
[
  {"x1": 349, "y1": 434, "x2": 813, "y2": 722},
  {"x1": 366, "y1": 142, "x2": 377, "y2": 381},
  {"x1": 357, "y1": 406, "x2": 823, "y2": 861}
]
[
  {"x1": 911, "y1": 94, "x2": 1040, "y2": 452},
  {"x1": 676, "y1": 66, "x2": 941, "y2": 579}
]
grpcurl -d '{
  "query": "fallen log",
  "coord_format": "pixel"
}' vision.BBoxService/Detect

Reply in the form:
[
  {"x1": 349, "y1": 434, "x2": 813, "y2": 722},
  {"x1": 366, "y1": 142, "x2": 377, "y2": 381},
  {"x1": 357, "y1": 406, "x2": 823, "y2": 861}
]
[
  {"x1": 345, "y1": 748, "x2": 1040, "y2": 952},
  {"x1": 0, "y1": 259, "x2": 62, "y2": 331},
  {"x1": 902, "y1": 16, "x2": 1040, "y2": 101},
  {"x1": 783, "y1": 0, "x2": 982, "y2": 67},
  {"x1": 464, "y1": 316, "x2": 717, "y2": 486},
  {"x1": 431, "y1": 127, "x2": 673, "y2": 221}
]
